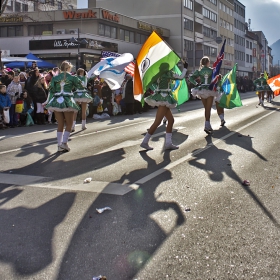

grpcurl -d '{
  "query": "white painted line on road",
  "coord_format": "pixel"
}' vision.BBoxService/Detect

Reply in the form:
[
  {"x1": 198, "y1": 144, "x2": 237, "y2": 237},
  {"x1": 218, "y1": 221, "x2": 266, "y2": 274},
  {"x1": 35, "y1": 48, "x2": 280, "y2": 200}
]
[
  {"x1": 0, "y1": 119, "x2": 153, "y2": 155},
  {"x1": 134, "y1": 110, "x2": 276, "y2": 185},
  {"x1": 0, "y1": 173, "x2": 47, "y2": 185},
  {"x1": 0, "y1": 173, "x2": 139, "y2": 195}
]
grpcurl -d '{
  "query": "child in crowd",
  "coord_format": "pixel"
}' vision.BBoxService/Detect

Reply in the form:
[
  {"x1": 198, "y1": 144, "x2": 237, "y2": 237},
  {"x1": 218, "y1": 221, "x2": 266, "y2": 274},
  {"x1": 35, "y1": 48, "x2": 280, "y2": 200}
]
[{"x1": 0, "y1": 84, "x2": 11, "y2": 129}]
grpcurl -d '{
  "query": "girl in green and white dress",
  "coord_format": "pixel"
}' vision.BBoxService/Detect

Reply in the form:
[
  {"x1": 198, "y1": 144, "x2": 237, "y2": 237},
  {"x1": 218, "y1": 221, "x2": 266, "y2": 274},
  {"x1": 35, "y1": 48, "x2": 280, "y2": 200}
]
[
  {"x1": 189, "y1": 56, "x2": 219, "y2": 134},
  {"x1": 72, "y1": 68, "x2": 93, "y2": 131},
  {"x1": 141, "y1": 61, "x2": 188, "y2": 150},
  {"x1": 44, "y1": 61, "x2": 84, "y2": 152}
]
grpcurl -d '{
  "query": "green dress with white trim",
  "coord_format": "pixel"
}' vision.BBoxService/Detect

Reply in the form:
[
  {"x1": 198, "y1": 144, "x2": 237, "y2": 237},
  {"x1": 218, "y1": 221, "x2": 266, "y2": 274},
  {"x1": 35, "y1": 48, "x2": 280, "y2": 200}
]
[
  {"x1": 73, "y1": 75, "x2": 93, "y2": 103},
  {"x1": 253, "y1": 77, "x2": 270, "y2": 92},
  {"x1": 45, "y1": 72, "x2": 82, "y2": 112},
  {"x1": 144, "y1": 68, "x2": 187, "y2": 109}
]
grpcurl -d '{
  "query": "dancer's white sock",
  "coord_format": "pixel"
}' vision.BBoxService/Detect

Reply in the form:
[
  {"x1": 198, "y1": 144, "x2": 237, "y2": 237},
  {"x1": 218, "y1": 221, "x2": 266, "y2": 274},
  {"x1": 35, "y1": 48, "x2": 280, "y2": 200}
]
[
  {"x1": 57, "y1": 132, "x2": 63, "y2": 146},
  {"x1": 82, "y1": 120, "x2": 86, "y2": 127},
  {"x1": 165, "y1": 133, "x2": 172, "y2": 145},
  {"x1": 142, "y1": 133, "x2": 152, "y2": 144},
  {"x1": 62, "y1": 131, "x2": 71, "y2": 144}
]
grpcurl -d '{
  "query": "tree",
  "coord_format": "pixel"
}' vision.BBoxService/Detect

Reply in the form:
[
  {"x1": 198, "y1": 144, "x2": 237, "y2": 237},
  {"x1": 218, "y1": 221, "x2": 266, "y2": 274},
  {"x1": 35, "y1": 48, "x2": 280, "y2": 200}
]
[{"x1": 0, "y1": 0, "x2": 9, "y2": 17}]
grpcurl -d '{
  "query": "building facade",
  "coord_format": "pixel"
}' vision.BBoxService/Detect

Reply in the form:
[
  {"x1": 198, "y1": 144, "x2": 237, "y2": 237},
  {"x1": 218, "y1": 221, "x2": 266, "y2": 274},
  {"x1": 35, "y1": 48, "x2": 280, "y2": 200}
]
[{"x1": 0, "y1": 7, "x2": 169, "y2": 71}]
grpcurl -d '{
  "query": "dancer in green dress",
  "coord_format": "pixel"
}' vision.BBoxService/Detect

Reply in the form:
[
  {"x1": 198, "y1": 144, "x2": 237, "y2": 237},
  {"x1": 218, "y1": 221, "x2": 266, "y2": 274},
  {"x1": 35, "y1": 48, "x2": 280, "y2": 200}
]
[
  {"x1": 189, "y1": 56, "x2": 219, "y2": 134},
  {"x1": 72, "y1": 68, "x2": 93, "y2": 131},
  {"x1": 253, "y1": 73, "x2": 269, "y2": 106},
  {"x1": 44, "y1": 61, "x2": 84, "y2": 152},
  {"x1": 140, "y1": 61, "x2": 188, "y2": 150}
]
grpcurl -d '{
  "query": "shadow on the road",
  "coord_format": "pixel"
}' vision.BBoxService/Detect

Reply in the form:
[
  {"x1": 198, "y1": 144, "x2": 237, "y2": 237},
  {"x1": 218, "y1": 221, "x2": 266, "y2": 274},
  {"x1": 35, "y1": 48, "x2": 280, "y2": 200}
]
[
  {"x1": 189, "y1": 135, "x2": 280, "y2": 229},
  {"x1": 0, "y1": 184, "x2": 23, "y2": 206},
  {"x1": 0, "y1": 192, "x2": 76, "y2": 275},
  {"x1": 212, "y1": 126, "x2": 267, "y2": 161},
  {"x1": 57, "y1": 151, "x2": 185, "y2": 280}
]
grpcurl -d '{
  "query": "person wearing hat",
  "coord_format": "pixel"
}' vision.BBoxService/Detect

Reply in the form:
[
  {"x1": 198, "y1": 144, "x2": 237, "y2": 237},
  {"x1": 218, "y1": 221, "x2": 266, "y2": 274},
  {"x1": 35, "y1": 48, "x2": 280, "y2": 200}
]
[{"x1": 253, "y1": 73, "x2": 269, "y2": 106}]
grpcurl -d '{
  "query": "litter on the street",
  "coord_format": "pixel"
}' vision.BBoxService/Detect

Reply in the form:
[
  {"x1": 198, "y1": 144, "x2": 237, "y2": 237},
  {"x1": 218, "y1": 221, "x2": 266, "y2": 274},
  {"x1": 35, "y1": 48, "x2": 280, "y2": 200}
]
[
  {"x1": 93, "y1": 276, "x2": 107, "y2": 280},
  {"x1": 242, "y1": 180, "x2": 250, "y2": 186},
  {"x1": 84, "y1": 177, "x2": 92, "y2": 183},
  {"x1": 96, "y1": 207, "x2": 112, "y2": 214}
]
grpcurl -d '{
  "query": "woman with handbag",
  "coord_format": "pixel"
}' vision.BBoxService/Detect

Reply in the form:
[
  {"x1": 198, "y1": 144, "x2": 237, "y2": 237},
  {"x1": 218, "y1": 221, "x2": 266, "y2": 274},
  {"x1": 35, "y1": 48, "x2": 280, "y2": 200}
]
[{"x1": 44, "y1": 61, "x2": 84, "y2": 152}]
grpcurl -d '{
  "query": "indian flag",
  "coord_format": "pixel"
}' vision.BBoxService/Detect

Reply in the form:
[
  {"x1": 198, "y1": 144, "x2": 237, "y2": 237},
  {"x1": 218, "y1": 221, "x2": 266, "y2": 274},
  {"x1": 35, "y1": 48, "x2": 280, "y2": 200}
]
[{"x1": 134, "y1": 31, "x2": 180, "y2": 98}]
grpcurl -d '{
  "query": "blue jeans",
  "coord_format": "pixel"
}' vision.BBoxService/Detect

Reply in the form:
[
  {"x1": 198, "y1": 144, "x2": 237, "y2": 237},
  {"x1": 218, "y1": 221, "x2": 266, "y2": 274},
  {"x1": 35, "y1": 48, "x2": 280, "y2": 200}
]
[{"x1": 9, "y1": 104, "x2": 18, "y2": 126}]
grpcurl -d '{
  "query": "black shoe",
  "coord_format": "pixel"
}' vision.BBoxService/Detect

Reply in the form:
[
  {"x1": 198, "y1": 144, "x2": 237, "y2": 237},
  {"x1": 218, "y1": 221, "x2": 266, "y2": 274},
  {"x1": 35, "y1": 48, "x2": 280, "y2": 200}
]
[
  {"x1": 220, "y1": 120, "x2": 226, "y2": 127},
  {"x1": 204, "y1": 128, "x2": 213, "y2": 135}
]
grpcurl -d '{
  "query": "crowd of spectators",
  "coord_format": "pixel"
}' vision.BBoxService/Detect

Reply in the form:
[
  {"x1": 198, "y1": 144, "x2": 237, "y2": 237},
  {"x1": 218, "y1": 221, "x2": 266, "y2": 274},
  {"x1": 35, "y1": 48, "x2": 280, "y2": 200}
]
[{"x1": 0, "y1": 61, "x2": 151, "y2": 130}]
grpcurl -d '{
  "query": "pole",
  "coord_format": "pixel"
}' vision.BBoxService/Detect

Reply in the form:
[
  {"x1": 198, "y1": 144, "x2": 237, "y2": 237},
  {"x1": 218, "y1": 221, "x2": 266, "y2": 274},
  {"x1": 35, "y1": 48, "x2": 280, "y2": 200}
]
[{"x1": 0, "y1": 50, "x2": 2, "y2": 69}]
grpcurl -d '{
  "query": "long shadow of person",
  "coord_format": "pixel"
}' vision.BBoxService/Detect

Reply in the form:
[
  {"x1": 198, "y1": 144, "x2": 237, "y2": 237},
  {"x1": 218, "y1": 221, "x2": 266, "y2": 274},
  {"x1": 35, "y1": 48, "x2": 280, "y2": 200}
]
[
  {"x1": 57, "y1": 150, "x2": 185, "y2": 280},
  {"x1": 0, "y1": 192, "x2": 76, "y2": 276},
  {"x1": 212, "y1": 126, "x2": 267, "y2": 161},
  {"x1": 189, "y1": 135, "x2": 280, "y2": 228},
  {"x1": 0, "y1": 184, "x2": 23, "y2": 206}
]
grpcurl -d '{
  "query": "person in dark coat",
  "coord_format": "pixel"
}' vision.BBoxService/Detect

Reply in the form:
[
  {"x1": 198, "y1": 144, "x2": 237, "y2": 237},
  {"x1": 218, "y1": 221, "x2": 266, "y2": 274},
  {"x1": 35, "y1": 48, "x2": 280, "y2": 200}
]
[
  {"x1": 101, "y1": 81, "x2": 112, "y2": 115},
  {"x1": 124, "y1": 74, "x2": 134, "y2": 115},
  {"x1": 33, "y1": 75, "x2": 48, "y2": 124}
]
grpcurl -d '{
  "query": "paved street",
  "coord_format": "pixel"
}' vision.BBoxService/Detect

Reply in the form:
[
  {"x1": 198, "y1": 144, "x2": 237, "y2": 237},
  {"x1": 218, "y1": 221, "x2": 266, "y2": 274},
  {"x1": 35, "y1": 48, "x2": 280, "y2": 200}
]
[{"x1": 0, "y1": 91, "x2": 280, "y2": 280}]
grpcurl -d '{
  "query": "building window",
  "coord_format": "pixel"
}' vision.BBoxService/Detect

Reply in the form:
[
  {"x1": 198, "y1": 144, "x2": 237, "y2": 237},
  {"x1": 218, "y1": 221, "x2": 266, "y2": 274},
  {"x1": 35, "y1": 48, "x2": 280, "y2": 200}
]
[
  {"x1": 141, "y1": 34, "x2": 148, "y2": 44},
  {"x1": 22, "y1": 3, "x2": 28, "y2": 11},
  {"x1": 246, "y1": 54, "x2": 249, "y2": 62},
  {"x1": 203, "y1": 7, "x2": 217, "y2": 22},
  {"x1": 204, "y1": 45, "x2": 217, "y2": 57},
  {"x1": 99, "y1": 23, "x2": 117, "y2": 39},
  {"x1": 208, "y1": 0, "x2": 217, "y2": 5},
  {"x1": 184, "y1": 18, "x2": 193, "y2": 31},
  {"x1": 250, "y1": 42, "x2": 252, "y2": 49},
  {"x1": 57, "y1": 1, "x2": 62, "y2": 10},
  {"x1": 15, "y1": 1, "x2": 21, "y2": 12},
  {"x1": 120, "y1": 28, "x2": 135, "y2": 42},
  {"x1": 0, "y1": 26, "x2": 22, "y2": 37},
  {"x1": 49, "y1": 0, "x2": 54, "y2": 6},
  {"x1": 250, "y1": 55, "x2": 252, "y2": 63},
  {"x1": 28, "y1": 24, "x2": 52, "y2": 36},
  {"x1": 135, "y1": 33, "x2": 141, "y2": 44},
  {"x1": 184, "y1": 39, "x2": 193, "y2": 51},
  {"x1": 6, "y1": 0, "x2": 13, "y2": 11},
  {"x1": 184, "y1": 0, "x2": 193, "y2": 10}
]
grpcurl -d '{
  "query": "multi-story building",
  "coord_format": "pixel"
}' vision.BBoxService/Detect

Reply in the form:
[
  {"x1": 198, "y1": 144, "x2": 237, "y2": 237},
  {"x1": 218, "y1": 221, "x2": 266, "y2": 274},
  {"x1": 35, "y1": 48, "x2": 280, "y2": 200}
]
[
  {"x1": 94, "y1": 0, "x2": 222, "y2": 73},
  {"x1": 244, "y1": 30, "x2": 258, "y2": 79},
  {"x1": 0, "y1": 6, "x2": 169, "y2": 71},
  {"x1": 233, "y1": 0, "x2": 246, "y2": 76},
  {"x1": 218, "y1": 0, "x2": 234, "y2": 75}
]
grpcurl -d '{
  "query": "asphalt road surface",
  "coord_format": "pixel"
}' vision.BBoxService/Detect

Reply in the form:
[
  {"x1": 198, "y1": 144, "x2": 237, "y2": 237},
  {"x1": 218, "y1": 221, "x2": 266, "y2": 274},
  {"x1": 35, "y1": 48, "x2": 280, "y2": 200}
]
[{"x1": 0, "y1": 91, "x2": 280, "y2": 280}]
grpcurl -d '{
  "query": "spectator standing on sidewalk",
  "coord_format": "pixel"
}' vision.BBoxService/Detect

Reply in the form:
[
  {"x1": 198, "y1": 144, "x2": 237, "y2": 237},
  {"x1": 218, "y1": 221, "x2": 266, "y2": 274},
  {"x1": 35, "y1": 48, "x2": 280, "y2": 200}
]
[
  {"x1": 0, "y1": 84, "x2": 11, "y2": 129},
  {"x1": 7, "y1": 74, "x2": 22, "y2": 128}
]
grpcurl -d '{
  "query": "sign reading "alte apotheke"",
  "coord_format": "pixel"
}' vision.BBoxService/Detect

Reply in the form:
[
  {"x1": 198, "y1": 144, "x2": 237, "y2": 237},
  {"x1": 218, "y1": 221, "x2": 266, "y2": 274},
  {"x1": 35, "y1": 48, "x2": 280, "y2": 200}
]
[
  {"x1": 29, "y1": 38, "x2": 118, "y2": 53},
  {"x1": 30, "y1": 39, "x2": 87, "y2": 50}
]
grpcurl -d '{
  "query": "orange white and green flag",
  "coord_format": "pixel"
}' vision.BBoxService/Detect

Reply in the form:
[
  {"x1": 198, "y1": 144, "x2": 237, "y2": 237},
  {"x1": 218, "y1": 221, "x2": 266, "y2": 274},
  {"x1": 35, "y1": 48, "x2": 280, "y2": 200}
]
[
  {"x1": 267, "y1": 74, "x2": 280, "y2": 96},
  {"x1": 134, "y1": 31, "x2": 180, "y2": 100}
]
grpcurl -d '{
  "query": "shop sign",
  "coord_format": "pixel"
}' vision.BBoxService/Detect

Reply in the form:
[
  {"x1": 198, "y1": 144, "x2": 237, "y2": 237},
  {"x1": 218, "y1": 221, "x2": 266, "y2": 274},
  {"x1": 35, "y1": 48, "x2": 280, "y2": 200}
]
[
  {"x1": 138, "y1": 22, "x2": 163, "y2": 35},
  {"x1": 252, "y1": 48, "x2": 256, "y2": 57},
  {"x1": 0, "y1": 16, "x2": 23, "y2": 22},
  {"x1": 101, "y1": 10, "x2": 119, "y2": 22},
  {"x1": 63, "y1": 10, "x2": 97, "y2": 19},
  {"x1": 29, "y1": 38, "x2": 118, "y2": 52}
]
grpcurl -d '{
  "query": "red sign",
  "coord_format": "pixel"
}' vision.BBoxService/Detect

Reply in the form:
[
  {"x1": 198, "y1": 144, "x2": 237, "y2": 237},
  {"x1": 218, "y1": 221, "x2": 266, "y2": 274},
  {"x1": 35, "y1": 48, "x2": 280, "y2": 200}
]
[
  {"x1": 102, "y1": 10, "x2": 120, "y2": 22},
  {"x1": 252, "y1": 48, "x2": 256, "y2": 57},
  {"x1": 63, "y1": 10, "x2": 97, "y2": 19}
]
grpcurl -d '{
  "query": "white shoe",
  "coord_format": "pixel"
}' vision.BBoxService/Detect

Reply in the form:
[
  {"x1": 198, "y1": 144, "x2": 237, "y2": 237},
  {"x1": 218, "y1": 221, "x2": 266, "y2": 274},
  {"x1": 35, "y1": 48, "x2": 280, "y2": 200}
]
[
  {"x1": 165, "y1": 143, "x2": 179, "y2": 150},
  {"x1": 82, "y1": 126, "x2": 87, "y2": 130},
  {"x1": 57, "y1": 145, "x2": 64, "y2": 152},
  {"x1": 59, "y1": 143, "x2": 70, "y2": 152},
  {"x1": 140, "y1": 142, "x2": 154, "y2": 150}
]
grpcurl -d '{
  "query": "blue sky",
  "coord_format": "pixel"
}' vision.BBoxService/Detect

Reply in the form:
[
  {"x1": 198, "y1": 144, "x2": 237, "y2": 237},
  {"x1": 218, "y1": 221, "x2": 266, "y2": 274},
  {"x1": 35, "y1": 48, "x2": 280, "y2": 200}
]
[{"x1": 240, "y1": 0, "x2": 280, "y2": 46}]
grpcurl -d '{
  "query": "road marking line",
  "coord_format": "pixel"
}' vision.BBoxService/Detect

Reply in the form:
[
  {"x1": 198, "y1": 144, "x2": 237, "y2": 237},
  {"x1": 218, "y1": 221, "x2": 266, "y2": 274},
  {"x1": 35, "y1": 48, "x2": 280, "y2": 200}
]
[{"x1": 0, "y1": 173, "x2": 139, "y2": 196}]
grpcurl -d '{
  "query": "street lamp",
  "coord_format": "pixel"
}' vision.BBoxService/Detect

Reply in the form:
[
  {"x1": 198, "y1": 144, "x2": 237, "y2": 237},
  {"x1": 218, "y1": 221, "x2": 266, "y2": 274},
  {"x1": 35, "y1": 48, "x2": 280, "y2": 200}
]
[{"x1": 70, "y1": 28, "x2": 88, "y2": 70}]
